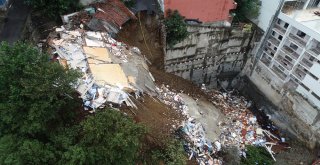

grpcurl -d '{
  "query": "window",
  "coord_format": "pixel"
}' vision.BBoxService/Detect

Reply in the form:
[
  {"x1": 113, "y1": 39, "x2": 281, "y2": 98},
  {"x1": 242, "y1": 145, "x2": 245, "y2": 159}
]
[
  {"x1": 278, "y1": 65, "x2": 285, "y2": 71},
  {"x1": 277, "y1": 19, "x2": 282, "y2": 25},
  {"x1": 312, "y1": 92, "x2": 320, "y2": 101},
  {"x1": 278, "y1": 35, "x2": 283, "y2": 40},
  {"x1": 284, "y1": 23, "x2": 289, "y2": 29},
  {"x1": 268, "y1": 42, "x2": 271, "y2": 46},
  {"x1": 289, "y1": 43, "x2": 298, "y2": 50},
  {"x1": 285, "y1": 55, "x2": 292, "y2": 62},
  {"x1": 274, "y1": 47, "x2": 277, "y2": 51},
  {"x1": 272, "y1": 31, "x2": 276, "y2": 36},
  {"x1": 309, "y1": 72, "x2": 319, "y2": 80},
  {"x1": 300, "y1": 83, "x2": 310, "y2": 91},
  {"x1": 297, "y1": 30, "x2": 306, "y2": 38},
  {"x1": 271, "y1": 52, "x2": 274, "y2": 56},
  {"x1": 309, "y1": 56, "x2": 315, "y2": 61}
]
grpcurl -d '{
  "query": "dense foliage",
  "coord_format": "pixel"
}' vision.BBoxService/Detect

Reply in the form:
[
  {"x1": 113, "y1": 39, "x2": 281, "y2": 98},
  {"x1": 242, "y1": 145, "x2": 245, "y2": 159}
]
[
  {"x1": 151, "y1": 139, "x2": 187, "y2": 165},
  {"x1": 25, "y1": 0, "x2": 82, "y2": 19},
  {"x1": 234, "y1": 0, "x2": 261, "y2": 21},
  {"x1": 121, "y1": 0, "x2": 136, "y2": 8},
  {"x1": 0, "y1": 42, "x2": 146, "y2": 165},
  {"x1": 241, "y1": 145, "x2": 274, "y2": 165},
  {"x1": 164, "y1": 10, "x2": 189, "y2": 47}
]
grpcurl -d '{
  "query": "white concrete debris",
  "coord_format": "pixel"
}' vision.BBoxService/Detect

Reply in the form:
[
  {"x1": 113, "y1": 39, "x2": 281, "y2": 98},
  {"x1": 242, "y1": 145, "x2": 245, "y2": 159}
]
[
  {"x1": 49, "y1": 26, "x2": 156, "y2": 112},
  {"x1": 208, "y1": 90, "x2": 289, "y2": 161},
  {"x1": 155, "y1": 85, "x2": 222, "y2": 165}
]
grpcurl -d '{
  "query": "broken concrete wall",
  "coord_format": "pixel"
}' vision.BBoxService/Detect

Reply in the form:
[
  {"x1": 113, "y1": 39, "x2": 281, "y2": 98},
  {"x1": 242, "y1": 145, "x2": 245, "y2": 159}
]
[
  {"x1": 164, "y1": 25, "x2": 252, "y2": 89},
  {"x1": 237, "y1": 61, "x2": 320, "y2": 149}
]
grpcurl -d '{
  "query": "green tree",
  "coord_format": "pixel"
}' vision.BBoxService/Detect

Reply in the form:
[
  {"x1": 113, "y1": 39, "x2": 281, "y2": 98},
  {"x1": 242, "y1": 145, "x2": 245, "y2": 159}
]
[
  {"x1": 151, "y1": 139, "x2": 187, "y2": 165},
  {"x1": 0, "y1": 42, "x2": 80, "y2": 165},
  {"x1": 241, "y1": 145, "x2": 274, "y2": 165},
  {"x1": 0, "y1": 42, "x2": 80, "y2": 136},
  {"x1": 25, "y1": 0, "x2": 82, "y2": 19},
  {"x1": 164, "y1": 10, "x2": 189, "y2": 47},
  {"x1": 76, "y1": 110, "x2": 146, "y2": 165},
  {"x1": 234, "y1": 0, "x2": 261, "y2": 21},
  {"x1": 121, "y1": 0, "x2": 136, "y2": 8}
]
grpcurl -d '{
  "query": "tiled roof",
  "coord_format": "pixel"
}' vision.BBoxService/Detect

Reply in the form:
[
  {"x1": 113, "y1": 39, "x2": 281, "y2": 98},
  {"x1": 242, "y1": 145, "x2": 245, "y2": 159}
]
[
  {"x1": 93, "y1": 0, "x2": 137, "y2": 28},
  {"x1": 164, "y1": 0, "x2": 237, "y2": 23}
]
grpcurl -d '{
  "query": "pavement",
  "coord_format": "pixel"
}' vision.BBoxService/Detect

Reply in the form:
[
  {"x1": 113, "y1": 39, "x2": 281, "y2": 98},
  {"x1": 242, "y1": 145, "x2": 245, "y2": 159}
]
[{"x1": 0, "y1": 0, "x2": 31, "y2": 44}]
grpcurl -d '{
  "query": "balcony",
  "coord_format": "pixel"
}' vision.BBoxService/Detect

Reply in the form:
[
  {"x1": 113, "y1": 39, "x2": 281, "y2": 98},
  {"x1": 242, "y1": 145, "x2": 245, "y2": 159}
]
[
  {"x1": 271, "y1": 63, "x2": 287, "y2": 80},
  {"x1": 273, "y1": 24, "x2": 286, "y2": 35},
  {"x1": 292, "y1": 65, "x2": 307, "y2": 80},
  {"x1": 285, "y1": 78, "x2": 299, "y2": 90},
  {"x1": 300, "y1": 58, "x2": 314, "y2": 68},
  {"x1": 275, "y1": 55, "x2": 294, "y2": 70},
  {"x1": 261, "y1": 53, "x2": 272, "y2": 66},
  {"x1": 288, "y1": 33, "x2": 307, "y2": 48},
  {"x1": 281, "y1": 45, "x2": 300, "y2": 59},
  {"x1": 308, "y1": 47, "x2": 320, "y2": 56},
  {"x1": 268, "y1": 36, "x2": 281, "y2": 47}
]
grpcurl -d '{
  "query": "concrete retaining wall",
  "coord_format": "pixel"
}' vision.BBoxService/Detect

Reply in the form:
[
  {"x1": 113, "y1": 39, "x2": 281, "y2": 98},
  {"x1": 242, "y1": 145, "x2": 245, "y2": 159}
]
[{"x1": 165, "y1": 25, "x2": 252, "y2": 89}]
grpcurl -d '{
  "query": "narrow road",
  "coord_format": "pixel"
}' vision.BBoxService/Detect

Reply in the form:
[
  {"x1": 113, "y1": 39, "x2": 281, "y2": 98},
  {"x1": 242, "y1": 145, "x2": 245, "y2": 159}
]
[{"x1": 0, "y1": 0, "x2": 31, "y2": 44}]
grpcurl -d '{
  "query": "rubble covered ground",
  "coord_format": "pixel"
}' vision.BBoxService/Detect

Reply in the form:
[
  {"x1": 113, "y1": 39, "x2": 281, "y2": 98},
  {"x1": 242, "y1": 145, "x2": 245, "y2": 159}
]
[{"x1": 117, "y1": 11, "x2": 319, "y2": 165}]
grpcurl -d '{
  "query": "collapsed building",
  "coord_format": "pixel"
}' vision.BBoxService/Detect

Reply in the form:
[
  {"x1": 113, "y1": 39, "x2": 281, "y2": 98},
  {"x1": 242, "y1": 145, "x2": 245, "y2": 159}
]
[
  {"x1": 62, "y1": 0, "x2": 136, "y2": 35},
  {"x1": 48, "y1": 28, "x2": 156, "y2": 111}
]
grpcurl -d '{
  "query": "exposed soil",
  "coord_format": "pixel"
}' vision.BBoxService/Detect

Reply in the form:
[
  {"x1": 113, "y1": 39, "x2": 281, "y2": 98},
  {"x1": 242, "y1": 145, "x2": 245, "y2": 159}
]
[
  {"x1": 117, "y1": 11, "x2": 319, "y2": 165},
  {"x1": 117, "y1": 12, "x2": 207, "y2": 98},
  {"x1": 117, "y1": 12, "x2": 202, "y2": 165}
]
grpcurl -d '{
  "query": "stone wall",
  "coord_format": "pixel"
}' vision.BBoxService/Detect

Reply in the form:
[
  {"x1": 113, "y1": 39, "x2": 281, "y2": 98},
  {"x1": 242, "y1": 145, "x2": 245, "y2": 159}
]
[
  {"x1": 238, "y1": 60, "x2": 320, "y2": 148},
  {"x1": 164, "y1": 25, "x2": 253, "y2": 89}
]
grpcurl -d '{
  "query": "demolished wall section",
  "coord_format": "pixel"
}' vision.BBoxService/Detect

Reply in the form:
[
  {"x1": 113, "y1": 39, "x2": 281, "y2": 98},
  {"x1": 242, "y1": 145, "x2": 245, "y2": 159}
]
[{"x1": 165, "y1": 25, "x2": 252, "y2": 89}]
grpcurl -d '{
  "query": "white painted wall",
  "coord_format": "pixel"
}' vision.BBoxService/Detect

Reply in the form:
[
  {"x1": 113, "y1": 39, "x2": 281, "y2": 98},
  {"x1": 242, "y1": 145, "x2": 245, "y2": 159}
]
[{"x1": 256, "y1": 0, "x2": 282, "y2": 32}]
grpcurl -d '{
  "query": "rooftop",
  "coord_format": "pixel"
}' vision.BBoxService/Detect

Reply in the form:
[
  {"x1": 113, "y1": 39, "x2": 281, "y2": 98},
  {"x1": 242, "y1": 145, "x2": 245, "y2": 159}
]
[
  {"x1": 164, "y1": 0, "x2": 236, "y2": 23},
  {"x1": 285, "y1": 8, "x2": 320, "y2": 33}
]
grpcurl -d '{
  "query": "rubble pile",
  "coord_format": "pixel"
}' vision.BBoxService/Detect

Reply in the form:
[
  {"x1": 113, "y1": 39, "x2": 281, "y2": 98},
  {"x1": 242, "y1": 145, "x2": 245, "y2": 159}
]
[
  {"x1": 156, "y1": 85, "x2": 222, "y2": 165},
  {"x1": 208, "y1": 90, "x2": 288, "y2": 161},
  {"x1": 49, "y1": 27, "x2": 156, "y2": 112},
  {"x1": 210, "y1": 91, "x2": 266, "y2": 148}
]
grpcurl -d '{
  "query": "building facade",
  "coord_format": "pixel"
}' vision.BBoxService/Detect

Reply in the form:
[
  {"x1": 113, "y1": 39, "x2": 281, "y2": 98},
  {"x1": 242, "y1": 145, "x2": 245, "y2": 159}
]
[{"x1": 257, "y1": 0, "x2": 320, "y2": 108}]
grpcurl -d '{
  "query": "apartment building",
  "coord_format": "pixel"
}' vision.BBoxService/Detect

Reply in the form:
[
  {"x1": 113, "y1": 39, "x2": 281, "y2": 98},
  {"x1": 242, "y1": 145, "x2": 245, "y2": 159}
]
[{"x1": 258, "y1": 0, "x2": 320, "y2": 107}]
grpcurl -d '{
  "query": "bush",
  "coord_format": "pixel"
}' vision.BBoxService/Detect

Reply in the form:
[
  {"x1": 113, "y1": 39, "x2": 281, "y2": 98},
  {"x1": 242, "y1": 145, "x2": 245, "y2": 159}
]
[
  {"x1": 234, "y1": 0, "x2": 261, "y2": 21},
  {"x1": 151, "y1": 139, "x2": 187, "y2": 165},
  {"x1": 164, "y1": 10, "x2": 189, "y2": 47},
  {"x1": 241, "y1": 145, "x2": 274, "y2": 165},
  {"x1": 121, "y1": 0, "x2": 136, "y2": 8},
  {"x1": 25, "y1": 0, "x2": 82, "y2": 19}
]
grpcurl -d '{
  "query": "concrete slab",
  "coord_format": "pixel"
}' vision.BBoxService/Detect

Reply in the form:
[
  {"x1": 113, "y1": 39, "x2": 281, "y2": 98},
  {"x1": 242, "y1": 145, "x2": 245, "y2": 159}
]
[{"x1": 180, "y1": 93, "x2": 224, "y2": 142}]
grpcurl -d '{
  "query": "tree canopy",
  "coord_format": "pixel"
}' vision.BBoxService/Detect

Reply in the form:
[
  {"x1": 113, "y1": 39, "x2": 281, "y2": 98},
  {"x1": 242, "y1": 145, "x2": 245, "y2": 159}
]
[
  {"x1": 241, "y1": 145, "x2": 274, "y2": 165},
  {"x1": 234, "y1": 0, "x2": 261, "y2": 21},
  {"x1": 164, "y1": 10, "x2": 189, "y2": 47},
  {"x1": 0, "y1": 42, "x2": 146, "y2": 165},
  {"x1": 25, "y1": 0, "x2": 82, "y2": 19}
]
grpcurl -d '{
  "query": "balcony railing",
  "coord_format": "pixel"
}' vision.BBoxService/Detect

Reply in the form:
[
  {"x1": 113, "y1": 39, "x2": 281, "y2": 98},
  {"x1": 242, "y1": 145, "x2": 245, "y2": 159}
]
[
  {"x1": 292, "y1": 67, "x2": 307, "y2": 80},
  {"x1": 281, "y1": 45, "x2": 300, "y2": 59},
  {"x1": 288, "y1": 33, "x2": 307, "y2": 48},
  {"x1": 268, "y1": 36, "x2": 281, "y2": 46},
  {"x1": 261, "y1": 54, "x2": 271, "y2": 66},
  {"x1": 308, "y1": 47, "x2": 320, "y2": 56},
  {"x1": 271, "y1": 65, "x2": 287, "y2": 80},
  {"x1": 300, "y1": 58, "x2": 314, "y2": 68},
  {"x1": 276, "y1": 55, "x2": 294, "y2": 70},
  {"x1": 273, "y1": 24, "x2": 286, "y2": 35}
]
